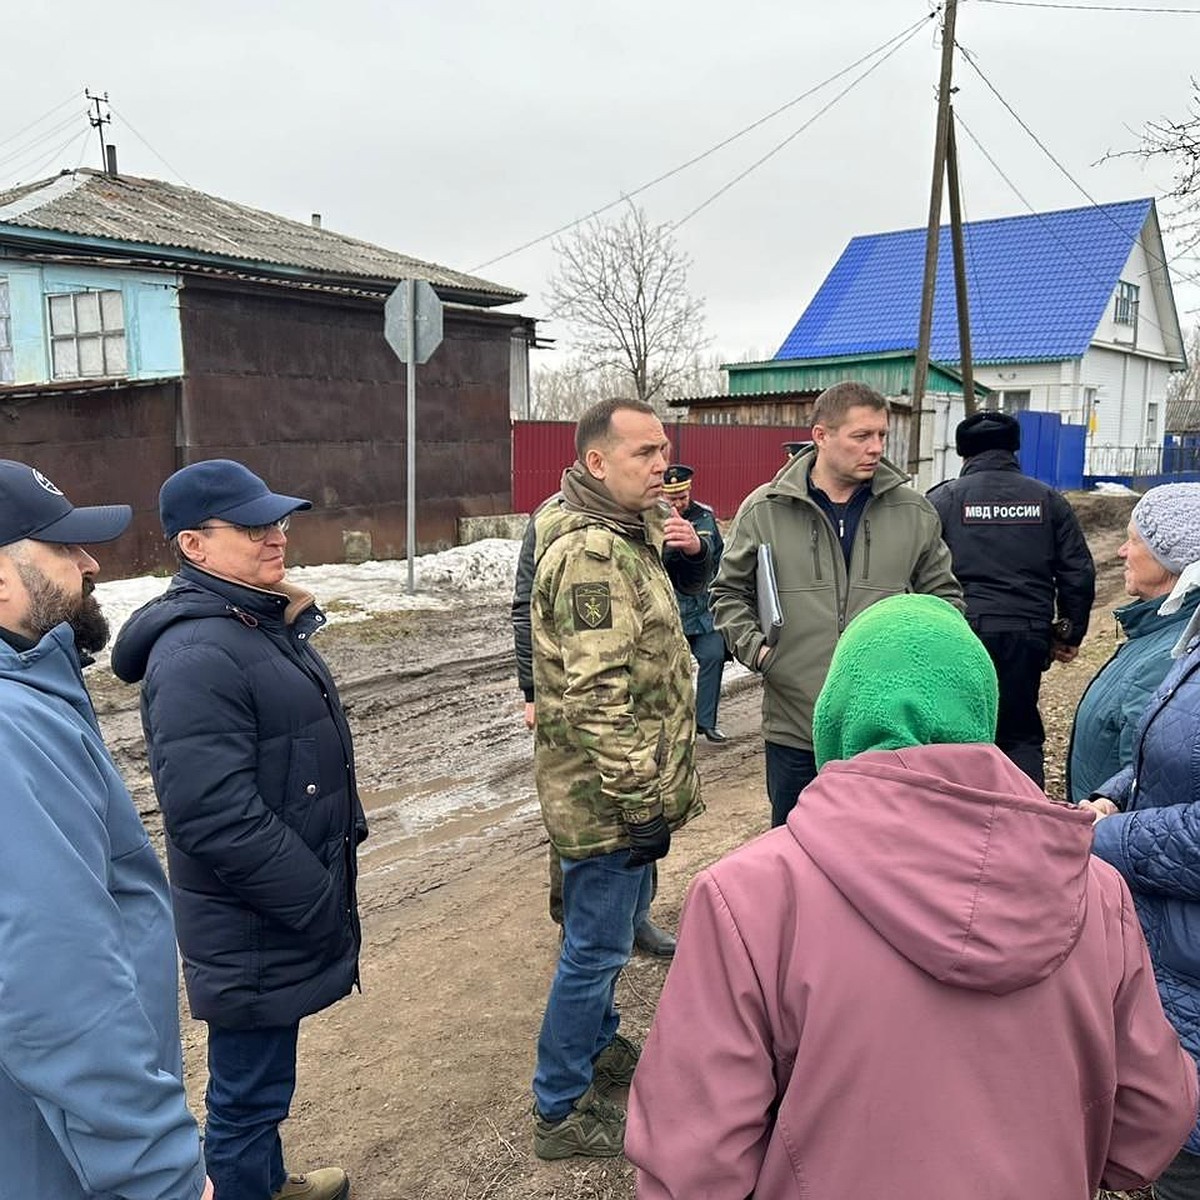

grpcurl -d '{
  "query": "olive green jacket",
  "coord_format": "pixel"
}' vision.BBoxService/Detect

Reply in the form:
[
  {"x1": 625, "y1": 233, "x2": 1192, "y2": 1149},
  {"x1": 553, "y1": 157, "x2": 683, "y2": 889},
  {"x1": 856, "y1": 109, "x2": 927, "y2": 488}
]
[
  {"x1": 531, "y1": 465, "x2": 704, "y2": 859},
  {"x1": 712, "y1": 449, "x2": 963, "y2": 751}
]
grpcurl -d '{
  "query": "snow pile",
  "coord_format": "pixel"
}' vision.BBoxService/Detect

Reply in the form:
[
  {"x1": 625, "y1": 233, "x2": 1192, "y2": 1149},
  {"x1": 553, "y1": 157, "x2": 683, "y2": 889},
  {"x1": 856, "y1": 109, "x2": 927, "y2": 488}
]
[
  {"x1": 408, "y1": 538, "x2": 522, "y2": 592},
  {"x1": 94, "y1": 538, "x2": 522, "y2": 645},
  {"x1": 1092, "y1": 481, "x2": 1137, "y2": 495}
]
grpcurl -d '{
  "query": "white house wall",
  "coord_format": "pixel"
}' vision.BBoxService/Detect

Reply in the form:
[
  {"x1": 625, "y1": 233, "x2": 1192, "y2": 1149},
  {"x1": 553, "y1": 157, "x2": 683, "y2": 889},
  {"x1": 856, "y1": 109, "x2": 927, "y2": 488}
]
[
  {"x1": 967, "y1": 214, "x2": 1183, "y2": 477},
  {"x1": 972, "y1": 362, "x2": 1066, "y2": 413},
  {"x1": 1093, "y1": 234, "x2": 1168, "y2": 358}
]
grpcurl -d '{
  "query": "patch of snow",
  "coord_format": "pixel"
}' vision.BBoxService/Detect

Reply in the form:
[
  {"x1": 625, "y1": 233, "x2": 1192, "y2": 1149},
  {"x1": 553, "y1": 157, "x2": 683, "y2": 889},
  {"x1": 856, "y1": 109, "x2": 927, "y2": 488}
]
[
  {"x1": 93, "y1": 539, "x2": 522, "y2": 664},
  {"x1": 1091, "y1": 481, "x2": 1137, "y2": 495}
]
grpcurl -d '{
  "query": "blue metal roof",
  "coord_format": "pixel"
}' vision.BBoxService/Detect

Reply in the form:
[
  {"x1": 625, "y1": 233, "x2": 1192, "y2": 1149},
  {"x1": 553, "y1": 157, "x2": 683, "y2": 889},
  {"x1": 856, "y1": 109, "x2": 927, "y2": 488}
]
[{"x1": 775, "y1": 198, "x2": 1153, "y2": 365}]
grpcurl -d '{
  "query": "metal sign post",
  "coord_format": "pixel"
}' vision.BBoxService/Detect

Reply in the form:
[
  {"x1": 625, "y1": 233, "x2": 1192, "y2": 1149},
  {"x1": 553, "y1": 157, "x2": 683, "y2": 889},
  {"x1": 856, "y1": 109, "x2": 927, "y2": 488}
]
[
  {"x1": 383, "y1": 279, "x2": 444, "y2": 592},
  {"x1": 405, "y1": 278, "x2": 417, "y2": 593}
]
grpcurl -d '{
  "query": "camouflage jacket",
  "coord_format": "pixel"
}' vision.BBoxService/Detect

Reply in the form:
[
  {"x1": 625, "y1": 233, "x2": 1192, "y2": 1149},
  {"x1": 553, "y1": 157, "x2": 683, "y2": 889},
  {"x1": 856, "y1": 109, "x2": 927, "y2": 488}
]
[{"x1": 531, "y1": 465, "x2": 704, "y2": 858}]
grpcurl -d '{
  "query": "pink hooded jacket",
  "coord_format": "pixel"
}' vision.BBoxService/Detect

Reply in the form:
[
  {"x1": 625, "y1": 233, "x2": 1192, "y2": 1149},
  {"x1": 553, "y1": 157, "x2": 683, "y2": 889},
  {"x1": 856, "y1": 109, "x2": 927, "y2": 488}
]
[{"x1": 627, "y1": 744, "x2": 1197, "y2": 1199}]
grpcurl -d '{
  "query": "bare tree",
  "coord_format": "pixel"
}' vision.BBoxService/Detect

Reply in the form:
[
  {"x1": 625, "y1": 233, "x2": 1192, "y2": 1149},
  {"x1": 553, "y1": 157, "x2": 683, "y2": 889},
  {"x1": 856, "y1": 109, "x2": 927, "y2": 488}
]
[
  {"x1": 545, "y1": 203, "x2": 711, "y2": 410},
  {"x1": 1166, "y1": 324, "x2": 1200, "y2": 433},
  {"x1": 530, "y1": 358, "x2": 630, "y2": 420},
  {"x1": 1115, "y1": 80, "x2": 1200, "y2": 281}
]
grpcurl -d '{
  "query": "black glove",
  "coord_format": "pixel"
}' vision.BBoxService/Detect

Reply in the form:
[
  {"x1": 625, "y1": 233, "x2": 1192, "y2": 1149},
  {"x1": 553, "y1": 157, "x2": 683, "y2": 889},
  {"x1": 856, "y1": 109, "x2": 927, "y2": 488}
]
[{"x1": 626, "y1": 812, "x2": 671, "y2": 867}]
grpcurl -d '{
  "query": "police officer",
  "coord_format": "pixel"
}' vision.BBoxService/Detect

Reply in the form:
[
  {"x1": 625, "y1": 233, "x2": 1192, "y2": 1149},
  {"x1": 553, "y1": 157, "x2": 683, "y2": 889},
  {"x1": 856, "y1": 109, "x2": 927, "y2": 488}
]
[
  {"x1": 928, "y1": 411, "x2": 1096, "y2": 787},
  {"x1": 661, "y1": 465, "x2": 727, "y2": 742}
]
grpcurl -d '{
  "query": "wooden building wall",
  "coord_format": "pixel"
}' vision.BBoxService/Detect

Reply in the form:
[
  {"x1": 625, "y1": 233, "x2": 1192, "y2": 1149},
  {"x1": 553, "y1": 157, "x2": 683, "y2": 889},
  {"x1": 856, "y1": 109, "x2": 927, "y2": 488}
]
[
  {"x1": 0, "y1": 380, "x2": 179, "y2": 576},
  {"x1": 0, "y1": 277, "x2": 522, "y2": 577},
  {"x1": 175, "y1": 278, "x2": 518, "y2": 568}
]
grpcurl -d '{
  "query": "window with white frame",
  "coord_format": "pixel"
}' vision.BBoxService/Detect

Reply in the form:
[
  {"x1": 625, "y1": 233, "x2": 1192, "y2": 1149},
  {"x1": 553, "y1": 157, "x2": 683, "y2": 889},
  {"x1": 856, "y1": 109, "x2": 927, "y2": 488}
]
[
  {"x1": 0, "y1": 278, "x2": 13, "y2": 383},
  {"x1": 1000, "y1": 389, "x2": 1031, "y2": 414},
  {"x1": 1114, "y1": 280, "x2": 1140, "y2": 328},
  {"x1": 47, "y1": 289, "x2": 127, "y2": 380},
  {"x1": 1147, "y1": 402, "x2": 1159, "y2": 443}
]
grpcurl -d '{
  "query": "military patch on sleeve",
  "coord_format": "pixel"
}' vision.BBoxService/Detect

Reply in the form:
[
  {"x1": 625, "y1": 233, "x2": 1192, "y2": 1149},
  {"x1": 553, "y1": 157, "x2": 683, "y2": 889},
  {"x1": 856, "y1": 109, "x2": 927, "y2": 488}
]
[{"x1": 572, "y1": 582, "x2": 613, "y2": 630}]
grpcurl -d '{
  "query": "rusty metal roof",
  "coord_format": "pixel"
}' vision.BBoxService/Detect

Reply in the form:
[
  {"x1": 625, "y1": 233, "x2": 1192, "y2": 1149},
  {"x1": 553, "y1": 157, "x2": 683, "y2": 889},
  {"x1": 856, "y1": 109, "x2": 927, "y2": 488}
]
[
  {"x1": 0, "y1": 169, "x2": 523, "y2": 305},
  {"x1": 0, "y1": 374, "x2": 181, "y2": 402},
  {"x1": 1167, "y1": 393, "x2": 1200, "y2": 433}
]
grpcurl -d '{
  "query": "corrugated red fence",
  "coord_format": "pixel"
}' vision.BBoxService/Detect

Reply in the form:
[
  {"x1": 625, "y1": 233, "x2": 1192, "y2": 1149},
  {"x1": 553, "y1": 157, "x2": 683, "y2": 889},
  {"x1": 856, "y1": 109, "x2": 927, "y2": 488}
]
[{"x1": 512, "y1": 420, "x2": 811, "y2": 520}]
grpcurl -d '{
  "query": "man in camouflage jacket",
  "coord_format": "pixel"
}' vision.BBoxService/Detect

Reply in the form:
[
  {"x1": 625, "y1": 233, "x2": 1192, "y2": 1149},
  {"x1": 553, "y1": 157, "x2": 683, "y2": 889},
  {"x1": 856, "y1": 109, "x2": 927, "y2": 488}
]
[{"x1": 529, "y1": 398, "x2": 707, "y2": 1161}]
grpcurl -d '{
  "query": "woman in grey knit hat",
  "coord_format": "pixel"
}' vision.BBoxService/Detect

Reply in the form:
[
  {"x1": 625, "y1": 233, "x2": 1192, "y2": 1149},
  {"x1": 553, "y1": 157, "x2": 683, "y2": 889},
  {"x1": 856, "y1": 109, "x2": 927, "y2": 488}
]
[
  {"x1": 1068, "y1": 482, "x2": 1200, "y2": 801},
  {"x1": 1082, "y1": 481, "x2": 1200, "y2": 1200}
]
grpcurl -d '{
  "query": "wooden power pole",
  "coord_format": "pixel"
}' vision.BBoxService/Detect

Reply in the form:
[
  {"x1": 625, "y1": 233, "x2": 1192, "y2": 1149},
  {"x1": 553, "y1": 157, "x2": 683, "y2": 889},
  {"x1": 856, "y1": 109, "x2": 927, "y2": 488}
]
[
  {"x1": 908, "y1": 0, "x2": 961, "y2": 483},
  {"x1": 85, "y1": 89, "x2": 110, "y2": 171},
  {"x1": 946, "y1": 109, "x2": 977, "y2": 418}
]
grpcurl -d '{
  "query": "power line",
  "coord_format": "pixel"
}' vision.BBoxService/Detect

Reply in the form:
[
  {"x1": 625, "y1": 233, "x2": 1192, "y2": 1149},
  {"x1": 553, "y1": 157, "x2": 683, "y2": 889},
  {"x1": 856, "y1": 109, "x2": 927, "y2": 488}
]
[
  {"x1": 956, "y1": 42, "x2": 1200, "y2": 290},
  {"x1": 109, "y1": 104, "x2": 192, "y2": 187},
  {"x1": 0, "y1": 91, "x2": 82, "y2": 152},
  {"x1": 976, "y1": 0, "x2": 1200, "y2": 11},
  {"x1": 672, "y1": 17, "x2": 930, "y2": 230},
  {"x1": 953, "y1": 112, "x2": 1181, "y2": 343},
  {"x1": 3, "y1": 127, "x2": 92, "y2": 189},
  {"x1": 0, "y1": 109, "x2": 86, "y2": 172},
  {"x1": 469, "y1": 9, "x2": 939, "y2": 272}
]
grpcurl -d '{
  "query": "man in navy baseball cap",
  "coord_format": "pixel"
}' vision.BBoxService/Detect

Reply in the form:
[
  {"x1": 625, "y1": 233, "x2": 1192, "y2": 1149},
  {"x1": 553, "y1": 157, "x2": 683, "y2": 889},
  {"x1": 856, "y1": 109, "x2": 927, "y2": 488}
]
[
  {"x1": 0, "y1": 475, "x2": 209, "y2": 1197},
  {"x1": 159, "y1": 458, "x2": 311, "y2": 540},
  {"x1": 0, "y1": 459, "x2": 132, "y2": 655},
  {"x1": 0, "y1": 459, "x2": 131, "y2": 549},
  {"x1": 112, "y1": 459, "x2": 359, "y2": 1200}
]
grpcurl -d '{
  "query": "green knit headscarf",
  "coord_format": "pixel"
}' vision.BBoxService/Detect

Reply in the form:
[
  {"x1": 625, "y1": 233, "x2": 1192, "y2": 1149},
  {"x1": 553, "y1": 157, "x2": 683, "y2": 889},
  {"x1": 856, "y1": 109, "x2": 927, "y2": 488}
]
[{"x1": 813, "y1": 594, "x2": 999, "y2": 769}]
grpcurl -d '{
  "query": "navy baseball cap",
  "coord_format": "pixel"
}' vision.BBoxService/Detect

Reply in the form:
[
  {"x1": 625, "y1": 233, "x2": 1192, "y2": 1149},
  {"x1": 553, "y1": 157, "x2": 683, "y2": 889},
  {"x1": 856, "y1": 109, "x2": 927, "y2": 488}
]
[
  {"x1": 0, "y1": 459, "x2": 132, "y2": 548},
  {"x1": 160, "y1": 459, "x2": 312, "y2": 538}
]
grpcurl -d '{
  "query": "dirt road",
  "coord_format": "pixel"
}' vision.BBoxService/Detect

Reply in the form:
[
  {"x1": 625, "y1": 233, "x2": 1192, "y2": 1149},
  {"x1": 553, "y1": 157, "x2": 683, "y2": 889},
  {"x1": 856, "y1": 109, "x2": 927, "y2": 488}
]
[{"x1": 91, "y1": 494, "x2": 1138, "y2": 1199}]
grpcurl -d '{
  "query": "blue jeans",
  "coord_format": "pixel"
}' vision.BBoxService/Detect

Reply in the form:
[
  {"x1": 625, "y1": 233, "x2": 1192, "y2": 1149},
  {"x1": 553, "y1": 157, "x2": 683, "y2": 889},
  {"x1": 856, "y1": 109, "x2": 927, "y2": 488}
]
[
  {"x1": 765, "y1": 740, "x2": 819, "y2": 828},
  {"x1": 205, "y1": 1023, "x2": 299, "y2": 1200},
  {"x1": 688, "y1": 630, "x2": 727, "y2": 730},
  {"x1": 533, "y1": 849, "x2": 652, "y2": 1120}
]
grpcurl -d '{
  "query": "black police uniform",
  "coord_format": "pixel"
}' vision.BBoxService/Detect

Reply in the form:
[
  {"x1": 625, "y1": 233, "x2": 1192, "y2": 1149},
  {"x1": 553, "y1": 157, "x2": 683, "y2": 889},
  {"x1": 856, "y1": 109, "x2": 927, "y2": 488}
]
[{"x1": 928, "y1": 446, "x2": 1095, "y2": 787}]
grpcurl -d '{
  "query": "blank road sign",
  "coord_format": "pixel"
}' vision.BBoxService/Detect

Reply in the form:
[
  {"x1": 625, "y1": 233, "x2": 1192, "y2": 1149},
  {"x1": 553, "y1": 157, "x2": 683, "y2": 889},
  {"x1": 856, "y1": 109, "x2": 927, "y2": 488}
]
[{"x1": 384, "y1": 279, "x2": 444, "y2": 365}]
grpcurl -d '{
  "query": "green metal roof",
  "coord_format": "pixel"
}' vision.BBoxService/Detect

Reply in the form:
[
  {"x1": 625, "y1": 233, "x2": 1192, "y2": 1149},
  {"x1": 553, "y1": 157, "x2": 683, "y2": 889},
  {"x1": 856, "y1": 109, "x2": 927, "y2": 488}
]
[{"x1": 724, "y1": 351, "x2": 992, "y2": 399}]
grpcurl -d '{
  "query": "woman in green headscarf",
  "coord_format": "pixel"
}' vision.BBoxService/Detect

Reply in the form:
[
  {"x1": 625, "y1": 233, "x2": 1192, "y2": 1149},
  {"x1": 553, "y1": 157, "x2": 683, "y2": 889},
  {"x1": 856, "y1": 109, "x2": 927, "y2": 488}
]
[{"x1": 626, "y1": 593, "x2": 1194, "y2": 1200}]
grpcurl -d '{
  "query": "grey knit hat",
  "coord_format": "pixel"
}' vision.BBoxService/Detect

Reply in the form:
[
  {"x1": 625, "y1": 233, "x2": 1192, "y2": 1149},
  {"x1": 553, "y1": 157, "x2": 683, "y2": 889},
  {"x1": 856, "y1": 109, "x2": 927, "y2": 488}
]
[{"x1": 1132, "y1": 483, "x2": 1200, "y2": 575}]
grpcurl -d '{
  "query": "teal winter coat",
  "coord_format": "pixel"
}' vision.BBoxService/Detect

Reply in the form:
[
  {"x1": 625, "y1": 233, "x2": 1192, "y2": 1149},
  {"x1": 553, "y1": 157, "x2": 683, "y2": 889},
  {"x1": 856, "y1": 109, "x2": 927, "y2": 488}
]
[{"x1": 1068, "y1": 588, "x2": 1200, "y2": 803}]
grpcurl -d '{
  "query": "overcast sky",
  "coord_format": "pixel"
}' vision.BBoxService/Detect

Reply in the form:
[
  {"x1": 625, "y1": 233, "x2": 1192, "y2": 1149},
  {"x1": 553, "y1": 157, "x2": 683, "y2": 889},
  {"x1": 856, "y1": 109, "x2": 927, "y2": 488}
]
[{"x1": 3, "y1": 0, "x2": 1199, "y2": 364}]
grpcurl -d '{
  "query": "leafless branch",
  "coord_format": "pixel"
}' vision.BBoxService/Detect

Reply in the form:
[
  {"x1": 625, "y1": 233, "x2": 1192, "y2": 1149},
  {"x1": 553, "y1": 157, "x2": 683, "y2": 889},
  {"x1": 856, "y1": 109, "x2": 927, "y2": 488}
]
[{"x1": 545, "y1": 202, "x2": 711, "y2": 410}]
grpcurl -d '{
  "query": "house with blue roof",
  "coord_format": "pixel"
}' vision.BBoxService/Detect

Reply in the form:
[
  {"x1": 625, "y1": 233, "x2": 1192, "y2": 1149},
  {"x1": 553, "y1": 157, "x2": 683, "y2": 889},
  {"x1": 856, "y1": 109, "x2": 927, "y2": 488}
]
[{"x1": 763, "y1": 197, "x2": 1185, "y2": 472}]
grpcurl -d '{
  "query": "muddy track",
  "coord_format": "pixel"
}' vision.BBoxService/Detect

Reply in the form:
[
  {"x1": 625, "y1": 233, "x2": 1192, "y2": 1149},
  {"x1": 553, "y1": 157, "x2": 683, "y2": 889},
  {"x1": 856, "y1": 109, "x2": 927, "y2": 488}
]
[{"x1": 92, "y1": 589, "x2": 766, "y2": 925}]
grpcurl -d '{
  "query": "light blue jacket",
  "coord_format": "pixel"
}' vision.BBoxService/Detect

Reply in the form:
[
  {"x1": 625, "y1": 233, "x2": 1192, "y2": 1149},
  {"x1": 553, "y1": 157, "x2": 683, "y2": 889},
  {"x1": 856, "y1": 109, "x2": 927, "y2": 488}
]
[
  {"x1": 1068, "y1": 590, "x2": 1200, "y2": 803},
  {"x1": 0, "y1": 624, "x2": 204, "y2": 1200}
]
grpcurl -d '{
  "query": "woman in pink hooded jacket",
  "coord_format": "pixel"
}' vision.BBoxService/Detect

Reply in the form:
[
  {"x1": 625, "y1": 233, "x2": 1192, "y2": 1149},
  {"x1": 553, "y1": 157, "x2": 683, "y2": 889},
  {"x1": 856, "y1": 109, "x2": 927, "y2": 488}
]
[{"x1": 626, "y1": 593, "x2": 1196, "y2": 1199}]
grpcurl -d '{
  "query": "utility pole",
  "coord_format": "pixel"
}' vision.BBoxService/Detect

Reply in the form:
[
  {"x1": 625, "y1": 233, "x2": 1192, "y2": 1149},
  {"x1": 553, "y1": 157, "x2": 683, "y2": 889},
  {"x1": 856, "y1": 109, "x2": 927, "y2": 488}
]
[
  {"x1": 85, "y1": 89, "x2": 110, "y2": 171},
  {"x1": 946, "y1": 108, "x2": 976, "y2": 418},
  {"x1": 908, "y1": 0, "x2": 960, "y2": 484}
]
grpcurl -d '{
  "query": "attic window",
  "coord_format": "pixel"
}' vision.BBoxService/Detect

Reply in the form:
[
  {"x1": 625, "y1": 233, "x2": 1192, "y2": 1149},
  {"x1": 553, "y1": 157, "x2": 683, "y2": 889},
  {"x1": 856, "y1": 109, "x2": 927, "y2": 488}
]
[
  {"x1": 1114, "y1": 280, "x2": 1139, "y2": 328},
  {"x1": 47, "y1": 289, "x2": 127, "y2": 380},
  {"x1": 0, "y1": 279, "x2": 12, "y2": 383}
]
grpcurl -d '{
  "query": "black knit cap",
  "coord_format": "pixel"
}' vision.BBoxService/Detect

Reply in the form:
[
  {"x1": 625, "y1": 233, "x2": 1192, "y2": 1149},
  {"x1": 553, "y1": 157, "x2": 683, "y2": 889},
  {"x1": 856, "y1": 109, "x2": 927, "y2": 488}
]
[{"x1": 956, "y1": 410, "x2": 1021, "y2": 458}]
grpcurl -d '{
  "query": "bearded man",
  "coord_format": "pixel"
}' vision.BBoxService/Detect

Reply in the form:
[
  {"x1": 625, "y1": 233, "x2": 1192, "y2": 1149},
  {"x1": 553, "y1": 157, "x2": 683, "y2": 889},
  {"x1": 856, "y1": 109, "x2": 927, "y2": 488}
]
[{"x1": 0, "y1": 459, "x2": 209, "y2": 1200}]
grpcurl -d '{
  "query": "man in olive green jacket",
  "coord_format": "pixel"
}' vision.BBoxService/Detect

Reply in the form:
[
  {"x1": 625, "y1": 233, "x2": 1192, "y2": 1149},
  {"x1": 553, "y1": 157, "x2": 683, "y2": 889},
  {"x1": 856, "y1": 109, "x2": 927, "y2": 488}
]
[
  {"x1": 712, "y1": 381, "x2": 963, "y2": 827},
  {"x1": 529, "y1": 397, "x2": 707, "y2": 1162}
]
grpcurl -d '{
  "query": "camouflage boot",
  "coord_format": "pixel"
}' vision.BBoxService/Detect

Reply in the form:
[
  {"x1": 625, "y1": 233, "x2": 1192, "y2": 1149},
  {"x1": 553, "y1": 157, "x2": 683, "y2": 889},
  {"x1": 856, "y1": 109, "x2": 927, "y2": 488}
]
[
  {"x1": 533, "y1": 1085, "x2": 625, "y2": 1160},
  {"x1": 592, "y1": 1032, "x2": 641, "y2": 1095}
]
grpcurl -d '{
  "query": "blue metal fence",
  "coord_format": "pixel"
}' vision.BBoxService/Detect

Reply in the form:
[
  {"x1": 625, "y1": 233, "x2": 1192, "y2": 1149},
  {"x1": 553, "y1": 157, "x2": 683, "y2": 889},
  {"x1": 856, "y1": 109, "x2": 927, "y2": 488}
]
[
  {"x1": 1084, "y1": 436, "x2": 1200, "y2": 489},
  {"x1": 1016, "y1": 411, "x2": 1086, "y2": 490}
]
